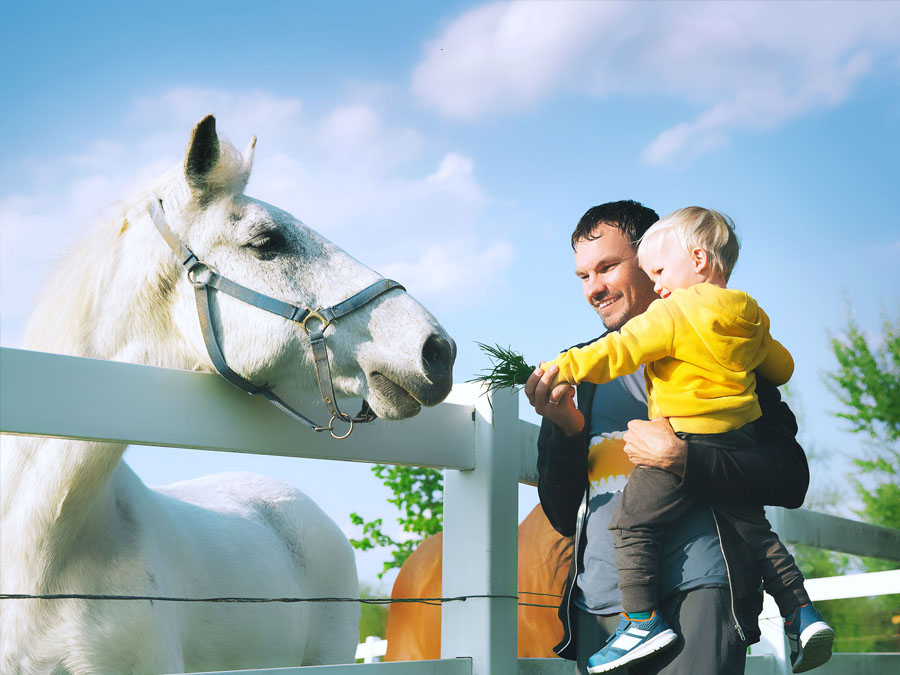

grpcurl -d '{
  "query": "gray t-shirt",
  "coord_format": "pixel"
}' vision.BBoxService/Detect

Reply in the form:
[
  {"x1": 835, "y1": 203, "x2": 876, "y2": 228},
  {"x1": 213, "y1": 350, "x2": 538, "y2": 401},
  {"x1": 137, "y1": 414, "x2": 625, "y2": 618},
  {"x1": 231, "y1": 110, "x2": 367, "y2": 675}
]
[{"x1": 573, "y1": 368, "x2": 728, "y2": 614}]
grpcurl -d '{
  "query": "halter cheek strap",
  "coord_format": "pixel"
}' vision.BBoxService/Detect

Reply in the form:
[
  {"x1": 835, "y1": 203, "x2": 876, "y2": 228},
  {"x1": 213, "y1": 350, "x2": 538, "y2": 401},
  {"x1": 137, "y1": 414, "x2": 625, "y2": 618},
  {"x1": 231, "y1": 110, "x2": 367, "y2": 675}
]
[{"x1": 148, "y1": 199, "x2": 404, "y2": 439}]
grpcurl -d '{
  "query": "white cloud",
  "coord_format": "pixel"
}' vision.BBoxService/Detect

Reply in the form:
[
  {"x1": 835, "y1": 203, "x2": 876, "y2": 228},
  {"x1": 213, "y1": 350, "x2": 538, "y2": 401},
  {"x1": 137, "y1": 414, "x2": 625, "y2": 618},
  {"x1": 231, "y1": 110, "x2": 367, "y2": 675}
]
[
  {"x1": 0, "y1": 88, "x2": 513, "y2": 346},
  {"x1": 412, "y1": 1, "x2": 616, "y2": 119},
  {"x1": 427, "y1": 152, "x2": 473, "y2": 183},
  {"x1": 130, "y1": 87, "x2": 305, "y2": 146},
  {"x1": 412, "y1": 1, "x2": 900, "y2": 164},
  {"x1": 314, "y1": 104, "x2": 423, "y2": 174},
  {"x1": 381, "y1": 239, "x2": 514, "y2": 302}
]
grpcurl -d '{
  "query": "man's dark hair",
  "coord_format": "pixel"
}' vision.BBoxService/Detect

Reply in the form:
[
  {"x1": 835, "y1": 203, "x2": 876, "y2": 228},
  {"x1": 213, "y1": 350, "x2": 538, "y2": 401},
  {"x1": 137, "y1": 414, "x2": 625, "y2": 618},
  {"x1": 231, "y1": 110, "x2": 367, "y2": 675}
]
[{"x1": 570, "y1": 200, "x2": 659, "y2": 250}]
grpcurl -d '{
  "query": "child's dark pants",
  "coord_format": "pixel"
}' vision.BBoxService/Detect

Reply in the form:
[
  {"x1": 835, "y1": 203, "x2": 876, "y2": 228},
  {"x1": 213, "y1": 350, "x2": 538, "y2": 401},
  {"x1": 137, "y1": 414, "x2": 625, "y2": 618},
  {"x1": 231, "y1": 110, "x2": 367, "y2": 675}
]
[{"x1": 610, "y1": 425, "x2": 810, "y2": 617}]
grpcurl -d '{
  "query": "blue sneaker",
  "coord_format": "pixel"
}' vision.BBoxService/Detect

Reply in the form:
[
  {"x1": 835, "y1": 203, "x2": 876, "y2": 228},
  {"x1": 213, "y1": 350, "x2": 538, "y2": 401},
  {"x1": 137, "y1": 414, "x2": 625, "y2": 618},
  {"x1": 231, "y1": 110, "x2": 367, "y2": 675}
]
[
  {"x1": 784, "y1": 604, "x2": 834, "y2": 673},
  {"x1": 587, "y1": 611, "x2": 678, "y2": 674}
]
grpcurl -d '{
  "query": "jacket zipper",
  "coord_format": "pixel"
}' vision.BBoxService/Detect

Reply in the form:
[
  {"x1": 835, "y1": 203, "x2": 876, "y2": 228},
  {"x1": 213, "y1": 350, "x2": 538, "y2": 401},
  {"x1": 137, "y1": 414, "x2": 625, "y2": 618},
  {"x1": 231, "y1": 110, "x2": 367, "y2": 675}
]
[
  {"x1": 711, "y1": 507, "x2": 746, "y2": 641},
  {"x1": 558, "y1": 489, "x2": 589, "y2": 655}
]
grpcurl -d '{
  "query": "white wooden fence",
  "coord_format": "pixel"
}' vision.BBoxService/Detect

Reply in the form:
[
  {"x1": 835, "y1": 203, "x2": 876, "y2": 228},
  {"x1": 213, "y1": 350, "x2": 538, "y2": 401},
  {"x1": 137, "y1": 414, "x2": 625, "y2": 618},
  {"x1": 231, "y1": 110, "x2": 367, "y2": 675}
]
[{"x1": 1, "y1": 346, "x2": 898, "y2": 675}]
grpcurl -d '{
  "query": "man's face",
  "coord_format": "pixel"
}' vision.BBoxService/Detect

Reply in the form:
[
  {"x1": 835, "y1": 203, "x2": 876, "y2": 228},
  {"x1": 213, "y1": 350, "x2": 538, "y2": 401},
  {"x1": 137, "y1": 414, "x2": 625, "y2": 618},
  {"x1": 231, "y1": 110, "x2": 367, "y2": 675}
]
[{"x1": 574, "y1": 223, "x2": 658, "y2": 331}]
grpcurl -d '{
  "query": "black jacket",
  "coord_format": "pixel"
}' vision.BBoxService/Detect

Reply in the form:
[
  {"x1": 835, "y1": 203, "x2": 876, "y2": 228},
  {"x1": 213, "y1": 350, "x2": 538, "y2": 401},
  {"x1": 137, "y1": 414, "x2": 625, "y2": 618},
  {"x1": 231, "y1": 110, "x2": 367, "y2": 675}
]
[{"x1": 536, "y1": 336, "x2": 809, "y2": 659}]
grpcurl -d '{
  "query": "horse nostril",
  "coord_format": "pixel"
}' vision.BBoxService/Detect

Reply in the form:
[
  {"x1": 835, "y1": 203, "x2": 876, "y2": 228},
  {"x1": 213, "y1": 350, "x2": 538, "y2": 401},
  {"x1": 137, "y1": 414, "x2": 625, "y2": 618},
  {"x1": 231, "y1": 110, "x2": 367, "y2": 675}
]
[{"x1": 422, "y1": 333, "x2": 455, "y2": 378}]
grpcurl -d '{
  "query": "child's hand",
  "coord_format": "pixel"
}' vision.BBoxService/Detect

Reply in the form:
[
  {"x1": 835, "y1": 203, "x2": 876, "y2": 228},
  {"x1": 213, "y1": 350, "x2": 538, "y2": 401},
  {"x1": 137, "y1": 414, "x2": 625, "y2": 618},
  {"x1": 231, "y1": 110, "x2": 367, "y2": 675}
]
[{"x1": 539, "y1": 361, "x2": 562, "y2": 389}]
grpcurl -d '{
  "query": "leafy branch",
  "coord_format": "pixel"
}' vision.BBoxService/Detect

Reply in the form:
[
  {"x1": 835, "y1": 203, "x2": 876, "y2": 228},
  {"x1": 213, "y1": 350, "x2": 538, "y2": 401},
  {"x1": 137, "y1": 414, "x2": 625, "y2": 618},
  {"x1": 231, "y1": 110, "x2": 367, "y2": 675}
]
[
  {"x1": 349, "y1": 465, "x2": 443, "y2": 579},
  {"x1": 827, "y1": 314, "x2": 900, "y2": 446}
]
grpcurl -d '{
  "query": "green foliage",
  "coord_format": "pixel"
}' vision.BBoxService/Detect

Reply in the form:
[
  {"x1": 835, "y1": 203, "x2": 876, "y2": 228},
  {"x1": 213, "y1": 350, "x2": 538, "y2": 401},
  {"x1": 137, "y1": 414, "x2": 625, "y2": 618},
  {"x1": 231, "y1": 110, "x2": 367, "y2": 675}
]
[
  {"x1": 791, "y1": 544, "x2": 850, "y2": 580},
  {"x1": 828, "y1": 313, "x2": 900, "y2": 446},
  {"x1": 468, "y1": 342, "x2": 534, "y2": 393},
  {"x1": 818, "y1": 594, "x2": 900, "y2": 653},
  {"x1": 857, "y1": 471, "x2": 900, "y2": 573},
  {"x1": 358, "y1": 584, "x2": 389, "y2": 642},
  {"x1": 349, "y1": 465, "x2": 443, "y2": 579},
  {"x1": 827, "y1": 311, "x2": 900, "y2": 574}
]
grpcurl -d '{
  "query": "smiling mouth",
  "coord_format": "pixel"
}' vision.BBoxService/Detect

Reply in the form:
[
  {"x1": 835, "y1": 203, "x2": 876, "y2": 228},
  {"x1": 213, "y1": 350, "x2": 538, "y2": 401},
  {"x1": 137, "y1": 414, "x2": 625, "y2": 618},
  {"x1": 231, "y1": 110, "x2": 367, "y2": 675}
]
[{"x1": 594, "y1": 295, "x2": 618, "y2": 312}]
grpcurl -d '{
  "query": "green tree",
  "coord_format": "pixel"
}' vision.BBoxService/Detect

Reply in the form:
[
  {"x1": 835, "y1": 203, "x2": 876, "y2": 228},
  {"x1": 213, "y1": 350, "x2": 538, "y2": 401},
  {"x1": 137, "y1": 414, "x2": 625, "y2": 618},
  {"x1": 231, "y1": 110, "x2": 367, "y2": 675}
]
[
  {"x1": 349, "y1": 465, "x2": 443, "y2": 578},
  {"x1": 824, "y1": 311, "x2": 900, "y2": 653},
  {"x1": 828, "y1": 314, "x2": 900, "y2": 447},
  {"x1": 827, "y1": 312, "x2": 900, "y2": 572}
]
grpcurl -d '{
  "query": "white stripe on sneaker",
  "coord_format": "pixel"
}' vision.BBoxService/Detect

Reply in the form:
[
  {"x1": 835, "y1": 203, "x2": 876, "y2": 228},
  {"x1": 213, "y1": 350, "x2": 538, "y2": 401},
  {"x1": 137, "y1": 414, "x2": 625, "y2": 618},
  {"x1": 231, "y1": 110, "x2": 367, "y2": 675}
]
[
  {"x1": 610, "y1": 634, "x2": 642, "y2": 651},
  {"x1": 588, "y1": 630, "x2": 678, "y2": 674},
  {"x1": 626, "y1": 628, "x2": 650, "y2": 636}
]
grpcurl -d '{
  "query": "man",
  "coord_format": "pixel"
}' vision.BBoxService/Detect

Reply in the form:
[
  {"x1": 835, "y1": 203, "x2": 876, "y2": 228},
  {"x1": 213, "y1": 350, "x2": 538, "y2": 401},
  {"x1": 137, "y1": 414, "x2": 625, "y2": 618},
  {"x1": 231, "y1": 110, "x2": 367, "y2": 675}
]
[{"x1": 526, "y1": 200, "x2": 809, "y2": 674}]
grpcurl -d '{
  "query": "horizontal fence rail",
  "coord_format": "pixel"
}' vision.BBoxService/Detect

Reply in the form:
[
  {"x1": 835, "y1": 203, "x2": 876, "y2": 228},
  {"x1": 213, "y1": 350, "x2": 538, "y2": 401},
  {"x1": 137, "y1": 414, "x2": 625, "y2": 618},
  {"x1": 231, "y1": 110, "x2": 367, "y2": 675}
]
[
  {"x1": 2, "y1": 347, "x2": 898, "y2": 675},
  {"x1": 766, "y1": 505, "x2": 900, "y2": 562},
  {"x1": 0, "y1": 347, "x2": 474, "y2": 469},
  {"x1": 759, "y1": 569, "x2": 900, "y2": 620}
]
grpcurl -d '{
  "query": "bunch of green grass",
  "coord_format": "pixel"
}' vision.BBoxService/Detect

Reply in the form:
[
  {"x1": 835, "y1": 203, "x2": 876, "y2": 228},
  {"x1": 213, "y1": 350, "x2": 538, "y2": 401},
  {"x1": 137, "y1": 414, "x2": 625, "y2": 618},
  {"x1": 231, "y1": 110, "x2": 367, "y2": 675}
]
[{"x1": 467, "y1": 342, "x2": 535, "y2": 394}]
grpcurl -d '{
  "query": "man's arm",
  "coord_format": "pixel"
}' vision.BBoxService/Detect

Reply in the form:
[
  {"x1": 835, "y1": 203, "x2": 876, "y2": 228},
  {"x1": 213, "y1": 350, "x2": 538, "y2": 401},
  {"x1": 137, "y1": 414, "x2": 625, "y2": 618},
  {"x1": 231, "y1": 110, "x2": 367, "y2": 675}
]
[
  {"x1": 527, "y1": 366, "x2": 589, "y2": 537},
  {"x1": 623, "y1": 377, "x2": 809, "y2": 508},
  {"x1": 682, "y1": 376, "x2": 808, "y2": 507}
]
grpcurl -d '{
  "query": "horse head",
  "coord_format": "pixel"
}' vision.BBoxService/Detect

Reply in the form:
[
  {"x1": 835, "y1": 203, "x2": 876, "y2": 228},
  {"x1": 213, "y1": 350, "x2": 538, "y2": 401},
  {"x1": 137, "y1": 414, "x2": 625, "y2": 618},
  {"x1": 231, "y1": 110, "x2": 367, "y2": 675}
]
[{"x1": 141, "y1": 115, "x2": 455, "y2": 421}]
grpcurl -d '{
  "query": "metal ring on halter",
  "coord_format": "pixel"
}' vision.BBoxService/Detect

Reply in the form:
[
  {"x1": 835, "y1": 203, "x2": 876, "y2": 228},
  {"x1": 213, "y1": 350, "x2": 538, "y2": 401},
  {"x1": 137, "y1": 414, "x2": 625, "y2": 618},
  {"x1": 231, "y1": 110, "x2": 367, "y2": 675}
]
[
  {"x1": 187, "y1": 261, "x2": 216, "y2": 288},
  {"x1": 300, "y1": 307, "x2": 331, "y2": 334},
  {"x1": 327, "y1": 415, "x2": 354, "y2": 440}
]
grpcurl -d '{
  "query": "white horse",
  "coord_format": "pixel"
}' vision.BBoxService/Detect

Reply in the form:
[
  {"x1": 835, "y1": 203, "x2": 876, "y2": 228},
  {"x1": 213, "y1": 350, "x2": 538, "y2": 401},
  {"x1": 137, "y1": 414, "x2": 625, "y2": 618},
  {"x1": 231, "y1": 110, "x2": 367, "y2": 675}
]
[{"x1": 0, "y1": 115, "x2": 455, "y2": 674}]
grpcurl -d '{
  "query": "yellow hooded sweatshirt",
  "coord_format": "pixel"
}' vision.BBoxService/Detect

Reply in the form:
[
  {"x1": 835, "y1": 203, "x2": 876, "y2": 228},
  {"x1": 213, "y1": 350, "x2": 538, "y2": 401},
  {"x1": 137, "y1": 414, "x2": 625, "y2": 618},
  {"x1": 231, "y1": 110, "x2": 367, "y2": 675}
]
[{"x1": 543, "y1": 283, "x2": 793, "y2": 434}]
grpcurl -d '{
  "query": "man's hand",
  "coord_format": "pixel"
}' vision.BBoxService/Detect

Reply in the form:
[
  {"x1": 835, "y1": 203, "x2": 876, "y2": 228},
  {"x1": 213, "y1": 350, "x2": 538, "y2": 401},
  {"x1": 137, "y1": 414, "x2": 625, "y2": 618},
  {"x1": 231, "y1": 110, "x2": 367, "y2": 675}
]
[
  {"x1": 623, "y1": 418, "x2": 687, "y2": 477},
  {"x1": 524, "y1": 365, "x2": 584, "y2": 437}
]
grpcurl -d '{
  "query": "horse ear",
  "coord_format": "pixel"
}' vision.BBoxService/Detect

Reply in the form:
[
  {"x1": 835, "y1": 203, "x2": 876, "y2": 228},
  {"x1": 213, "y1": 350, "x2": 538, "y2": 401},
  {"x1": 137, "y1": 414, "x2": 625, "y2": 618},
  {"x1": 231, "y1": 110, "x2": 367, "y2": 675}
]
[
  {"x1": 184, "y1": 115, "x2": 220, "y2": 194},
  {"x1": 238, "y1": 136, "x2": 257, "y2": 189},
  {"x1": 241, "y1": 136, "x2": 257, "y2": 172}
]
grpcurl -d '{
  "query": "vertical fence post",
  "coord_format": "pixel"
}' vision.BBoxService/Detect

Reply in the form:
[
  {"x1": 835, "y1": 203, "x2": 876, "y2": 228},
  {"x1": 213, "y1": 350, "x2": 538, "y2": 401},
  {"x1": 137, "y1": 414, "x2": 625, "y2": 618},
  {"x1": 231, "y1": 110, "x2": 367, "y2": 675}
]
[
  {"x1": 441, "y1": 386, "x2": 519, "y2": 674},
  {"x1": 761, "y1": 506, "x2": 792, "y2": 674}
]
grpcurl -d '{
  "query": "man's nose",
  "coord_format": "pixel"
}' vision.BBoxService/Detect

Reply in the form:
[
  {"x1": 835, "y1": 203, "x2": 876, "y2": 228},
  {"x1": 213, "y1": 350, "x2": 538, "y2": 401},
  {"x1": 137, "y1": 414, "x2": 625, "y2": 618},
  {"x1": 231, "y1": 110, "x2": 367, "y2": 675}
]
[{"x1": 586, "y1": 275, "x2": 608, "y2": 300}]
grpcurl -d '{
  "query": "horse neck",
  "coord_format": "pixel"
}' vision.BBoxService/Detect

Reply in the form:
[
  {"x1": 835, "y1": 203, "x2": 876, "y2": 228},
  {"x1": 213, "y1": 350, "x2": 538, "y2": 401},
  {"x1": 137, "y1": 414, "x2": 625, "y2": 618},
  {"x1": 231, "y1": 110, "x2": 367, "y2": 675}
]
[
  {"x1": 23, "y1": 195, "x2": 193, "y2": 367},
  {"x1": 0, "y1": 435, "x2": 134, "y2": 590},
  {"x1": 4, "y1": 198, "x2": 193, "y2": 584}
]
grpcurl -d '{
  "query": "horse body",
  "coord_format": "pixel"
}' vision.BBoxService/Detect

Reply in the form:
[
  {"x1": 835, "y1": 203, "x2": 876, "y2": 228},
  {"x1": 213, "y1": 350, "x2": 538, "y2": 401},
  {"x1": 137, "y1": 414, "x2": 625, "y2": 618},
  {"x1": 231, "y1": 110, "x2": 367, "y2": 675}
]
[
  {"x1": 384, "y1": 504, "x2": 570, "y2": 661},
  {"x1": 1, "y1": 116, "x2": 455, "y2": 673}
]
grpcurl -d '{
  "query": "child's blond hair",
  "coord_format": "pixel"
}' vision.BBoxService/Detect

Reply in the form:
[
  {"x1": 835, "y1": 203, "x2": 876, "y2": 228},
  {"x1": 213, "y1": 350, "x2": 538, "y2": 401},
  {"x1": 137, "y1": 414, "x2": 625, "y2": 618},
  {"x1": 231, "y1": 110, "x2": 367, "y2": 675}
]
[{"x1": 637, "y1": 207, "x2": 740, "y2": 282}]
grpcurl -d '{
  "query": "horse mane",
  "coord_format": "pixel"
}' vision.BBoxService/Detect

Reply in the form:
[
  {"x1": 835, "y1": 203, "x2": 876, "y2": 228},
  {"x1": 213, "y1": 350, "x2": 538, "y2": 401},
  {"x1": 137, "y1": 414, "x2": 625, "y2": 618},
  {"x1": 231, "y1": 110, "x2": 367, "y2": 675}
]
[{"x1": 22, "y1": 135, "x2": 250, "y2": 362}]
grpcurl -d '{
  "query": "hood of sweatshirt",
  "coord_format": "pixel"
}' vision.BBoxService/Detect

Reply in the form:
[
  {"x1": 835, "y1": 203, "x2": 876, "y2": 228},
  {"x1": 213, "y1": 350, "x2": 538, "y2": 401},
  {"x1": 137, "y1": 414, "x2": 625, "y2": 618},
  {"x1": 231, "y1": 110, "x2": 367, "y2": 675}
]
[{"x1": 668, "y1": 283, "x2": 768, "y2": 372}]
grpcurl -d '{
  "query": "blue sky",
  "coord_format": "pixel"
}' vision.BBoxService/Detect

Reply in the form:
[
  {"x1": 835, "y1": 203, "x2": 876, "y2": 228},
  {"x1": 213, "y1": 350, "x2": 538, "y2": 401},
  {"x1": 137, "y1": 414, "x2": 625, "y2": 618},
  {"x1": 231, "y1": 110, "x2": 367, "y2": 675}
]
[{"x1": 2, "y1": 1, "x2": 899, "y2": 588}]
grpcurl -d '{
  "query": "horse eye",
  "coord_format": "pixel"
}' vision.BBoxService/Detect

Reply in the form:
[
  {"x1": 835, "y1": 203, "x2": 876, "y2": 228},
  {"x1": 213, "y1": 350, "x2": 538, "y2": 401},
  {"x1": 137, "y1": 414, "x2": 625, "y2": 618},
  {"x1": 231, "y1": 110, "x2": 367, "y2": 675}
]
[{"x1": 244, "y1": 231, "x2": 287, "y2": 257}]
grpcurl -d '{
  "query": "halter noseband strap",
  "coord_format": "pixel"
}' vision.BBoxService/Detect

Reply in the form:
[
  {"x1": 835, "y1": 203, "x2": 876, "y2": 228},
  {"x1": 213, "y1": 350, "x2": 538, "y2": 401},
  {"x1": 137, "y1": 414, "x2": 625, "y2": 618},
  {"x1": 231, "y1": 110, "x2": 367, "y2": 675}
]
[{"x1": 148, "y1": 199, "x2": 404, "y2": 439}]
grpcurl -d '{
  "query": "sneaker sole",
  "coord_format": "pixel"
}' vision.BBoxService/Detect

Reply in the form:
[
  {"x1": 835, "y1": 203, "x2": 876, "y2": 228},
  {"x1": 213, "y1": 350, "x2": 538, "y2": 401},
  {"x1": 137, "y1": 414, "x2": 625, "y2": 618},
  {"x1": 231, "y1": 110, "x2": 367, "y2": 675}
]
[
  {"x1": 792, "y1": 623, "x2": 835, "y2": 674},
  {"x1": 587, "y1": 630, "x2": 678, "y2": 674}
]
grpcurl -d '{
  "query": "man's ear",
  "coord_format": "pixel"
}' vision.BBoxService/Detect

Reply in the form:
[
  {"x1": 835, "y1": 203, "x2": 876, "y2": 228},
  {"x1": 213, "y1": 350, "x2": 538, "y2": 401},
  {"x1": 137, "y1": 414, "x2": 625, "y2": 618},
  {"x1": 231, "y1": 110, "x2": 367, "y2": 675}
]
[{"x1": 692, "y1": 247, "x2": 710, "y2": 274}]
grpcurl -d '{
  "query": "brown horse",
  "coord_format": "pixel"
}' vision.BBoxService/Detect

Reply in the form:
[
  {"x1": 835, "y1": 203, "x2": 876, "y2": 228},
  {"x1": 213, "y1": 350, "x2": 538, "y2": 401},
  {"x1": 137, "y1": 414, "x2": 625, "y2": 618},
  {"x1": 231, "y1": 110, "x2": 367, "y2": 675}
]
[
  {"x1": 384, "y1": 503, "x2": 571, "y2": 660},
  {"x1": 384, "y1": 432, "x2": 636, "y2": 660}
]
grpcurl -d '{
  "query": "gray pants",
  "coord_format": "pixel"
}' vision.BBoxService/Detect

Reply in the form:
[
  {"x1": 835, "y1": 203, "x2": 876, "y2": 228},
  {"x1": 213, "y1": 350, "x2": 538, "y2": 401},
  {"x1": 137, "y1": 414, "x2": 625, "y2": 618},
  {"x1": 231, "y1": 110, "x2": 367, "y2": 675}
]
[
  {"x1": 610, "y1": 427, "x2": 809, "y2": 616},
  {"x1": 574, "y1": 587, "x2": 747, "y2": 675}
]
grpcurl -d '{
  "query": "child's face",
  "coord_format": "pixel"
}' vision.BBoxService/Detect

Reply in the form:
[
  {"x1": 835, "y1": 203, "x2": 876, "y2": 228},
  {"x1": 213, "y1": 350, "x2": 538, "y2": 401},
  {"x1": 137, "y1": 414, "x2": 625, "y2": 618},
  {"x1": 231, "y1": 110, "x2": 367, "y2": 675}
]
[{"x1": 641, "y1": 239, "x2": 709, "y2": 298}]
